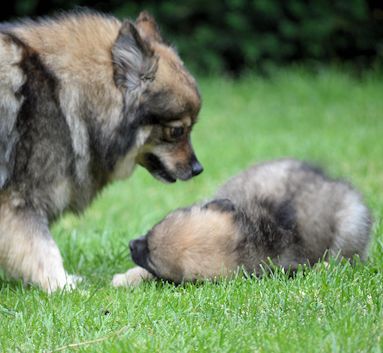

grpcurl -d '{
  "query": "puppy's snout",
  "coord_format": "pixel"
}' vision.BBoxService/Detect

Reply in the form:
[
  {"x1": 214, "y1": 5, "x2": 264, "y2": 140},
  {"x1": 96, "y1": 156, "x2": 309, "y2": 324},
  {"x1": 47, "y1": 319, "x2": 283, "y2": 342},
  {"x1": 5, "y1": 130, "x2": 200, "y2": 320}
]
[
  {"x1": 129, "y1": 236, "x2": 147, "y2": 256},
  {"x1": 129, "y1": 240, "x2": 135, "y2": 254},
  {"x1": 129, "y1": 236, "x2": 151, "y2": 269},
  {"x1": 191, "y1": 160, "x2": 203, "y2": 176}
]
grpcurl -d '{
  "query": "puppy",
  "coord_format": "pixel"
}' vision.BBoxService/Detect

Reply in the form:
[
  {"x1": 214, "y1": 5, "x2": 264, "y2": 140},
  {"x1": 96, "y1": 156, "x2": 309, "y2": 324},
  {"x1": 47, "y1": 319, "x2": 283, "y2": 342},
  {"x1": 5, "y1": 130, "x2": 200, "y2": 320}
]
[
  {"x1": 0, "y1": 10, "x2": 202, "y2": 292},
  {"x1": 113, "y1": 159, "x2": 372, "y2": 286}
]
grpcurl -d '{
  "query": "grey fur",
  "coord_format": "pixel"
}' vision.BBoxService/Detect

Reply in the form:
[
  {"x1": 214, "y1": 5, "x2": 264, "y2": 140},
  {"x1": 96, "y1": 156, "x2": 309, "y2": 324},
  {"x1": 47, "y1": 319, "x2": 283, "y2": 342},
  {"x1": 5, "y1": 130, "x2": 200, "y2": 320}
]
[
  {"x1": 113, "y1": 20, "x2": 158, "y2": 91},
  {"x1": 126, "y1": 159, "x2": 372, "y2": 284},
  {"x1": 0, "y1": 11, "x2": 202, "y2": 292},
  {"x1": 216, "y1": 158, "x2": 372, "y2": 273}
]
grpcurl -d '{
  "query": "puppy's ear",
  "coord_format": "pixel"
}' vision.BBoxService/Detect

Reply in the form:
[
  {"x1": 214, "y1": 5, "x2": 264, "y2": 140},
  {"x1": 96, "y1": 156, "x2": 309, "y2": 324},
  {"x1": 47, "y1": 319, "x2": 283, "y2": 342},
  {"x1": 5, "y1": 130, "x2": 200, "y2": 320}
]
[
  {"x1": 135, "y1": 11, "x2": 163, "y2": 42},
  {"x1": 112, "y1": 20, "x2": 158, "y2": 92},
  {"x1": 203, "y1": 199, "x2": 236, "y2": 213}
]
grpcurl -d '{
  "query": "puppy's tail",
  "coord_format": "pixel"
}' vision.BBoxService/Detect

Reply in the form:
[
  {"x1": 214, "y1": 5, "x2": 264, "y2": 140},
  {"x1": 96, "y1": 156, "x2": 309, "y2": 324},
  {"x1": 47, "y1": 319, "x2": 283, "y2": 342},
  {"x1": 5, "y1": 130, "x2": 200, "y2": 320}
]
[{"x1": 331, "y1": 190, "x2": 372, "y2": 261}]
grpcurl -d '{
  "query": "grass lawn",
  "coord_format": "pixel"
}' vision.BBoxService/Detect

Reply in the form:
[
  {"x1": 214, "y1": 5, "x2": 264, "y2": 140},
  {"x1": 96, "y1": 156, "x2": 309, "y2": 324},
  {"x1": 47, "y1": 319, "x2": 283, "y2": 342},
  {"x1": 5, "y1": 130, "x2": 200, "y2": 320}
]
[{"x1": 1, "y1": 69, "x2": 383, "y2": 352}]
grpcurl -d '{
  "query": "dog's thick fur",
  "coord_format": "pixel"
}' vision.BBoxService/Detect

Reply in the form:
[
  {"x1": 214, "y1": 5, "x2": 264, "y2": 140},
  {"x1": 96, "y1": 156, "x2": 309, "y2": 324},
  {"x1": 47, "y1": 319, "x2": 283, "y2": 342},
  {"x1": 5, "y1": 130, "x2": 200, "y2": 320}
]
[
  {"x1": 0, "y1": 11, "x2": 202, "y2": 292},
  {"x1": 113, "y1": 159, "x2": 372, "y2": 286}
]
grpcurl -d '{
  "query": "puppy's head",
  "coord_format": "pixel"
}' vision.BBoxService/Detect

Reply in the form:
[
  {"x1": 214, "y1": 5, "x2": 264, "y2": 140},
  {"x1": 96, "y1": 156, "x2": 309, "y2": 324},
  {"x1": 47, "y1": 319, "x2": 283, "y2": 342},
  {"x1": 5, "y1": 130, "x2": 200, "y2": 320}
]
[
  {"x1": 112, "y1": 12, "x2": 202, "y2": 183},
  {"x1": 129, "y1": 199, "x2": 241, "y2": 283}
]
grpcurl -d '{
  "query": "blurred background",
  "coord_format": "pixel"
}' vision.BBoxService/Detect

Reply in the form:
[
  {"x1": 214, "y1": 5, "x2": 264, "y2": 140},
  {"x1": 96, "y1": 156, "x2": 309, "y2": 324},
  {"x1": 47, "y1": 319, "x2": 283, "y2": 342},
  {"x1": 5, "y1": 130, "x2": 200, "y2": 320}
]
[{"x1": 2, "y1": 0, "x2": 382, "y2": 76}]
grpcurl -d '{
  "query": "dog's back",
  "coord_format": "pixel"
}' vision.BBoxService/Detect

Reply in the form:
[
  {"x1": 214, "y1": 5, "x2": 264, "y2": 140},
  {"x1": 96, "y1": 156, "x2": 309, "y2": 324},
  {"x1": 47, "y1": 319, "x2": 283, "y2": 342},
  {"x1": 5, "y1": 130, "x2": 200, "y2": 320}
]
[{"x1": 216, "y1": 158, "x2": 372, "y2": 262}]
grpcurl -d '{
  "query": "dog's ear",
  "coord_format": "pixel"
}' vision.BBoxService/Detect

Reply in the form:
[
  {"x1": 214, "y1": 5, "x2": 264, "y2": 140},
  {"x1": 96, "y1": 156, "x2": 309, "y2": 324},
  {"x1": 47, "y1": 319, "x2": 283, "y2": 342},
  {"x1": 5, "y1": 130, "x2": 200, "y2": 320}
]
[
  {"x1": 135, "y1": 11, "x2": 163, "y2": 42},
  {"x1": 112, "y1": 20, "x2": 158, "y2": 92},
  {"x1": 107, "y1": 21, "x2": 158, "y2": 170},
  {"x1": 203, "y1": 199, "x2": 236, "y2": 213}
]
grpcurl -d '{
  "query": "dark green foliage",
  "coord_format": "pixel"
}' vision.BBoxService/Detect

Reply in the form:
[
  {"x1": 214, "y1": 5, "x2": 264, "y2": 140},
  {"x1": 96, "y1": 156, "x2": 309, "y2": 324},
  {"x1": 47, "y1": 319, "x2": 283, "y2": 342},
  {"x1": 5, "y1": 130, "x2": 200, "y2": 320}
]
[{"x1": 1, "y1": 0, "x2": 382, "y2": 75}]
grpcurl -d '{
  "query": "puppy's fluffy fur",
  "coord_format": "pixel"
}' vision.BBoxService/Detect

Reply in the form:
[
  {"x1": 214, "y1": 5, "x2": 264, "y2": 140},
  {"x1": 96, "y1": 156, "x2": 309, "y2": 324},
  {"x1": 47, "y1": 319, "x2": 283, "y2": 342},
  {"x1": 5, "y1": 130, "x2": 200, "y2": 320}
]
[{"x1": 113, "y1": 159, "x2": 372, "y2": 286}]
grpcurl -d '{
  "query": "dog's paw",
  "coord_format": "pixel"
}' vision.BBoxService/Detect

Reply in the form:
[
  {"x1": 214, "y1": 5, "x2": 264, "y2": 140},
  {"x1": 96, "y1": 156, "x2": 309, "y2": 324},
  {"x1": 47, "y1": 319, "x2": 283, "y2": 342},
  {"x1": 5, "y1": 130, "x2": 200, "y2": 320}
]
[
  {"x1": 10, "y1": 246, "x2": 83, "y2": 293},
  {"x1": 63, "y1": 274, "x2": 83, "y2": 290},
  {"x1": 112, "y1": 267, "x2": 153, "y2": 287},
  {"x1": 42, "y1": 273, "x2": 83, "y2": 294},
  {"x1": 112, "y1": 273, "x2": 132, "y2": 287}
]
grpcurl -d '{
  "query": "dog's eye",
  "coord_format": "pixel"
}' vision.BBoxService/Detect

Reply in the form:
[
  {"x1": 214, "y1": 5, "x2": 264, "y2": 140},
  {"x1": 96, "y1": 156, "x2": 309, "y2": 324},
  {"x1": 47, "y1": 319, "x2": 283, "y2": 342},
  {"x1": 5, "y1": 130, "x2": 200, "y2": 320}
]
[
  {"x1": 170, "y1": 127, "x2": 185, "y2": 139},
  {"x1": 164, "y1": 126, "x2": 185, "y2": 141}
]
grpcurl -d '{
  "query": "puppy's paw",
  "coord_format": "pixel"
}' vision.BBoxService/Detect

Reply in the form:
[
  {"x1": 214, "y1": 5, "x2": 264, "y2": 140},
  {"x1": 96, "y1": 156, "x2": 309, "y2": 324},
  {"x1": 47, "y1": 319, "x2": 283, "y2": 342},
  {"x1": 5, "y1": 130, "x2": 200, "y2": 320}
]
[
  {"x1": 112, "y1": 267, "x2": 153, "y2": 287},
  {"x1": 112, "y1": 273, "x2": 132, "y2": 287}
]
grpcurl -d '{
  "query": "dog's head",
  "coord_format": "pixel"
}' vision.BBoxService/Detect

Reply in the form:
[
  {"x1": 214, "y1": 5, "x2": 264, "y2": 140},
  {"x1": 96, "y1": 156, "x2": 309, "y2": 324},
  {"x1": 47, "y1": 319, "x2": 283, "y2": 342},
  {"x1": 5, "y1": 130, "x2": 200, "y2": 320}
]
[
  {"x1": 111, "y1": 12, "x2": 202, "y2": 183},
  {"x1": 129, "y1": 199, "x2": 241, "y2": 283}
]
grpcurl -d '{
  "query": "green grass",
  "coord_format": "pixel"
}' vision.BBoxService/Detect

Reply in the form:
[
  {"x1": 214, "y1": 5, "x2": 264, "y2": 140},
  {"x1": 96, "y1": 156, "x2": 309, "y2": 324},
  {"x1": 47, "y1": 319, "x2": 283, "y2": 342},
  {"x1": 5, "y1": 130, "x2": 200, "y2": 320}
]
[{"x1": 1, "y1": 68, "x2": 383, "y2": 352}]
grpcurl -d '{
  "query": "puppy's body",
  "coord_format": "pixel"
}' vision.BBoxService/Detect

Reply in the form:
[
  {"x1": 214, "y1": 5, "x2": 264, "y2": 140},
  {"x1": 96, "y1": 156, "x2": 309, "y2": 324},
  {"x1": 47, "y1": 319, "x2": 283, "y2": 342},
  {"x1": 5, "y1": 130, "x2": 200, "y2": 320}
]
[
  {"x1": 214, "y1": 159, "x2": 371, "y2": 271},
  {"x1": 115, "y1": 159, "x2": 371, "y2": 286},
  {"x1": 0, "y1": 11, "x2": 202, "y2": 291}
]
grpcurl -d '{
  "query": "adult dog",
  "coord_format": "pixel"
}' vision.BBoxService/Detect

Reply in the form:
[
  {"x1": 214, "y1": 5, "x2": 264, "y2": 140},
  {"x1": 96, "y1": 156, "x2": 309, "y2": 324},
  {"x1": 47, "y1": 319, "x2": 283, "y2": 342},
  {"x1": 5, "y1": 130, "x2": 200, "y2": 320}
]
[{"x1": 0, "y1": 10, "x2": 202, "y2": 292}]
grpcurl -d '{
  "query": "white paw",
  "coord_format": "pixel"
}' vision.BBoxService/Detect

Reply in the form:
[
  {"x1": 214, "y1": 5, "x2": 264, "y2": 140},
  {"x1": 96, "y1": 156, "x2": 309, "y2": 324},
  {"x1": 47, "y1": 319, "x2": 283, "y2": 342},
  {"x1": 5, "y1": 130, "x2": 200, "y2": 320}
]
[
  {"x1": 8, "y1": 241, "x2": 82, "y2": 293},
  {"x1": 43, "y1": 273, "x2": 83, "y2": 294},
  {"x1": 63, "y1": 274, "x2": 83, "y2": 290},
  {"x1": 112, "y1": 267, "x2": 153, "y2": 287},
  {"x1": 112, "y1": 273, "x2": 131, "y2": 287}
]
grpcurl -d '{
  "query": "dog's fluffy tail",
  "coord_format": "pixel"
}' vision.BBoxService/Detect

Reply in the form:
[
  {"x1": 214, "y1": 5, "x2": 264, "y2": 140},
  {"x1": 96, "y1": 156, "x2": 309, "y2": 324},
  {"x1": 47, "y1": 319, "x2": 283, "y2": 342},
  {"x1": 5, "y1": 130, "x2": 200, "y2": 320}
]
[{"x1": 331, "y1": 190, "x2": 372, "y2": 261}]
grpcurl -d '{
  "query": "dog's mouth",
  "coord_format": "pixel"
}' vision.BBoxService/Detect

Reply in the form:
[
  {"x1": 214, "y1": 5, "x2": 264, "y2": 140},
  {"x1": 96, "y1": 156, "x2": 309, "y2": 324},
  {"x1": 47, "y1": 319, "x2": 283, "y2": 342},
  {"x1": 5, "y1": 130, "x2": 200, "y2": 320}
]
[
  {"x1": 139, "y1": 153, "x2": 176, "y2": 183},
  {"x1": 153, "y1": 171, "x2": 176, "y2": 183},
  {"x1": 138, "y1": 153, "x2": 203, "y2": 184}
]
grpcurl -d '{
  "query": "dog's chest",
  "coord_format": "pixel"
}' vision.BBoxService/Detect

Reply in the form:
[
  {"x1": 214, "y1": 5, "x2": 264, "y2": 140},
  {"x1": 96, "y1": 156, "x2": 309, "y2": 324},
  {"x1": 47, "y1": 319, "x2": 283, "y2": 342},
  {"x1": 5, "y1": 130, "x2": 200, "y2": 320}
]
[
  {"x1": 110, "y1": 149, "x2": 138, "y2": 181},
  {"x1": 110, "y1": 126, "x2": 152, "y2": 181}
]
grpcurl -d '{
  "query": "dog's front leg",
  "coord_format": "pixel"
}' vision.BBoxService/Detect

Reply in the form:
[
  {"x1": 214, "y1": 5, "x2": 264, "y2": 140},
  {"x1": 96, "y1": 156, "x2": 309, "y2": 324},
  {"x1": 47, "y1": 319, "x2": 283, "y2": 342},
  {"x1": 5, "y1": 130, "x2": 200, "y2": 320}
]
[{"x1": 0, "y1": 204, "x2": 80, "y2": 293}]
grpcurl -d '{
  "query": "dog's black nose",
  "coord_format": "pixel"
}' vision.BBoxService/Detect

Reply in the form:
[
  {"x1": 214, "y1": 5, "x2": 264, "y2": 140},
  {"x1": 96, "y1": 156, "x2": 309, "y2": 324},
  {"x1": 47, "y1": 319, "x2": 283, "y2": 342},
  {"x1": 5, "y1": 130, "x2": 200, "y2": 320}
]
[{"x1": 191, "y1": 160, "x2": 203, "y2": 176}]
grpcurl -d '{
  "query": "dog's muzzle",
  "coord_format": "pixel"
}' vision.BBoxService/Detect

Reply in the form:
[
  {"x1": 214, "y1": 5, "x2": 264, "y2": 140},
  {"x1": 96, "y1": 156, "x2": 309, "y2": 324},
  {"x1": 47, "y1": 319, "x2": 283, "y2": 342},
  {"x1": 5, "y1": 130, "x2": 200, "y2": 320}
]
[
  {"x1": 140, "y1": 153, "x2": 203, "y2": 183},
  {"x1": 190, "y1": 157, "x2": 203, "y2": 177},
  {"x1": 129, "y1": 237, "x2": 148, "y2": 265},
  {"x1": 129, "y1": 236, "x2": 158, "y2": 277}
]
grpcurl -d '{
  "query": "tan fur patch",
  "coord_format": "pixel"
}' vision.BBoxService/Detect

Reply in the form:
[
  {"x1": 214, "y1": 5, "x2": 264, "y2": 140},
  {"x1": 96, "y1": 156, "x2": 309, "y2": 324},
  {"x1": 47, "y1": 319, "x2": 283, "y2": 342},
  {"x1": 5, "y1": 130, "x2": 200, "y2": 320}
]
[
  {"x1": 150, "y1": 208, "x2": 240, "y2": 281},
  {"x1": 13, "y1": 14, "x2": 124, "y2": 130},
  {"x1": 135, "y1": 11, "x2": 162, "y2": 42},
  {"x1": 151, "y1": 43, "x2": 200, "y2": 117}
]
